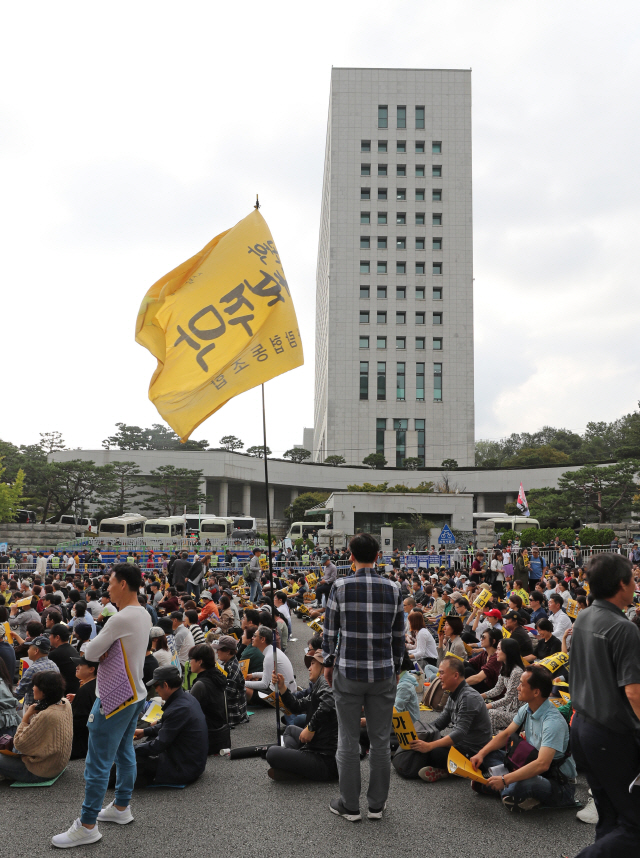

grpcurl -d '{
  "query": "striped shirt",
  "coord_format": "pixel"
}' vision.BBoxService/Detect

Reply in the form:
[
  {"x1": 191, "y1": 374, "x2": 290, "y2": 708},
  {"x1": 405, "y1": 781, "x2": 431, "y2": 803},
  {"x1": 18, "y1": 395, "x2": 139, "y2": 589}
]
[{"x1": 322, "y1": 568, "x2": 404, "y2": 682}]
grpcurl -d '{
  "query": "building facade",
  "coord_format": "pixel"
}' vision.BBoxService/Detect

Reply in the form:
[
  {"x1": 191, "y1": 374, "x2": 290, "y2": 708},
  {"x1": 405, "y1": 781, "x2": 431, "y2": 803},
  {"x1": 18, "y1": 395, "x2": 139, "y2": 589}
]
[{"x1": 313, "y1": 67, "x2": 475, "y2": 468}]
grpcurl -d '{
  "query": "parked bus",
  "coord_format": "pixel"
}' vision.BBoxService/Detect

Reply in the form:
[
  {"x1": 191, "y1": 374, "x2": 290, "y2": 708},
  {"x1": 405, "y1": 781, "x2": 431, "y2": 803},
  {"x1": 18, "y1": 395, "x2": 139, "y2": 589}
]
[
  {"x1": 200, "y1": 517, "x2": 234, "y2": 539},
  {"x1": 473, "y1": 513, "x2": 539, "y2": 534},
  {"x1": 286, "y1": 521, "x2": 326, "y2": 541},
  {"x1": 231, "y1": 516, "x2": 256, "y2": 532},
  {"x1": 98, "y1": 514, "x2": 146, "y2": 538},
  {"x1": 143, "y1": 517, "x2": 186, "y2": 538}
]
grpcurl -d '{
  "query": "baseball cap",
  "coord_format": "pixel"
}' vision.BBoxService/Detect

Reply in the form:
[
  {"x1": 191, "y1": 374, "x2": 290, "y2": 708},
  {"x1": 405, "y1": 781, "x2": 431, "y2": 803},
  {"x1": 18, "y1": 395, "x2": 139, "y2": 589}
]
[
  {"x1": 304, "y1": 651, "x2": 325, "y2": 668},
  {"x1": 504, "y1": 610, "x2": 522, "y2": 622},
  {"x1": 211, "y1": 635, "x2": 238, "y2": 652},
  {"x1": 146, "y1": 665, "x2": 182, "y2": 688},
  {"x1": 321, "y1": 554, "x2": 330, "y2": 562},
  {"x1": 484, "y1": 609, "x2": 502, "y2": 619},
  {"x1": 149, "y1": 626, "x2": 166, "y2": 639},
  {"x1": 30, "y1": 635, "x2": 51, "y2": 652},
  {"x1": 200, "y1": 591, "x2": 213, "y2": 601},
  {"x1": 71, "y1": 655, "x2": 99, "y2": 669}
]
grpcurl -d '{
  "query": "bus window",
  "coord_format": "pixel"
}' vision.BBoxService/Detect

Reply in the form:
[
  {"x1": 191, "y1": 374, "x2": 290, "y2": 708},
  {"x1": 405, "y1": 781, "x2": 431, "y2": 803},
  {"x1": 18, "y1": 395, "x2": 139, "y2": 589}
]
[
  {"x1": 201, "y1": 522, "x2": 227, "y2": 534},
  {"x1": 100, "y1": 523, "x2": 125, "y2": 534},
  {"x1": 145, "y1": 524, "x2": 170, "y2": 535}
]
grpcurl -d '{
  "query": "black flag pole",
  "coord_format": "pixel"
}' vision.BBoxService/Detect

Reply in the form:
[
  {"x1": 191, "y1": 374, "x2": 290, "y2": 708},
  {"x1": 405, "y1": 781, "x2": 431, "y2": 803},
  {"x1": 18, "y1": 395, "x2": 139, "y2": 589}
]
[{"x1": 261, "y1": 382, "x2": 281, "y2": 744}]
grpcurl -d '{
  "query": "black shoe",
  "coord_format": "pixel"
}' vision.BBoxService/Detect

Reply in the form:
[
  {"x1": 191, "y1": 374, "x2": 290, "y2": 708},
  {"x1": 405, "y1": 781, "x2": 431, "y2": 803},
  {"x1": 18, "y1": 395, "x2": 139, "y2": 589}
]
[
  {"x1": 330, "y1": 798, "x2": 361, "y2": 822},
  {"x1": 267, "y1": 767, "x2": 304, "y2": 782}
]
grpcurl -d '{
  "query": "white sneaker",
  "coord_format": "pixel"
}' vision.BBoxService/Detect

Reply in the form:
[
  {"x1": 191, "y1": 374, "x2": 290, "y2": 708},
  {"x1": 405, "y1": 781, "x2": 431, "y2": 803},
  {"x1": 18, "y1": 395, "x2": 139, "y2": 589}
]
[
  {"x1": 577, "y1": 798, "x2": 598, "y2": 824},
  {"x1": 52, "y1": 818, "x2": 102, "y2": 848},
  {"x1": 98, "y1": 801, "x2": 134, "y2": 824}
]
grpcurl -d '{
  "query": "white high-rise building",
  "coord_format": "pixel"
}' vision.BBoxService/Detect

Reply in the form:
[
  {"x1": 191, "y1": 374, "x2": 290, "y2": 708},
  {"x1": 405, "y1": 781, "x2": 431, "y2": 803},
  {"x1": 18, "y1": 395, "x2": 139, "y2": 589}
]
[{"x1": 313, "y1": 68, "x2": 474, "y2": 468}]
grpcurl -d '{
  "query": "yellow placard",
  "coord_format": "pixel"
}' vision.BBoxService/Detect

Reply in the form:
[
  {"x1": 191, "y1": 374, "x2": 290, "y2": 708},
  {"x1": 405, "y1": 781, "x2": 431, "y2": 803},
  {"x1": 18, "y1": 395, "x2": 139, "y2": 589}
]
[
  {"x1": 559, "y1": 690, "x2": 571, "y2": 704},
  {"x1": 550, "y1": 697, "x2": 565, "y2": 708},
  {"x1": 447, "y1": 747, "x2": 488, "y2": 783},
  {"x1": 215, "y1": 662, "x2": 228, "y2": 677},
  {"x1": 473, "y1": 589, "x2": 492, "y2": 610},
  {"x1": 445, "y1": 650, "x2": 464, "y2": 661},
  {"x1": 307, "y1": 620, "x2": 323, "y2": 634},
  {"x1": 566, "y1": 599, "x2": 579, "y2": 619},
  {"x1": 2, "y1": 622, "x2": 13, "y2": 645},
  {"x1": 142, "y1": 703, "x2": 164, "y2": 724},
  {"x1": 536, "y1": 652, "x2": 569, "y2": 673},
  {"x1": 260, "y1": 690, "x2": 291, "y2": 715},
  {"x1": 297, "y1": 605, "x2": 309, "y2": 615},
  {"x1": 392, "y1": 709, "x2": 417, "y2": 748},
  {"x1": 501, "y1": 626, "x2": 511, "y2": 639},
  {"x1": 552, "y1": 679, "x2": 569, "y2": 687},
  {"x1": 437, "y1": 615, "x2": 446, "y2": 634},
  {"x1": 135, "y1": 208, "x2": 304, "y2": 441},
  {"x1": 238, "y1": 658, "x2": 250, "y2": 679},
  {"x1": 14, "y1": 597, "x2": 32, "y2": 608},
  {"x1": 305, "y1": 573, "x2": 318, "y2": 587}
]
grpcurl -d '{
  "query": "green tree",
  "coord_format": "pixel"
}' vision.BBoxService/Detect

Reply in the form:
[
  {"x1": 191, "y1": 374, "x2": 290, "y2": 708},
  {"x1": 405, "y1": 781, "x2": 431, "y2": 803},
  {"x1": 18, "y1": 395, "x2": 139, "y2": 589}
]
[
  {"x1": 97, "y1": 461, "x2": 143, "y2": 517},
  {"x1": 283, "y1": 448, "x2": 311, "y2": 464},
  {"x1": 557, "y1": 460, "x2": 640, "y2": 523},
  {"x1": 363, "y1": 452, "x2": 387, "y2": 469},
  {"x1": 41, "y1": 460, "x2": 114, "y2": 523},
  {"x1": 403, "y1": 457, "x2": 422, "y2": 470},
  {"x1": 38, "y1": 432, "x2": 66, "y2": 454},
  {"x1": 283, "y1": 491, "x2": 329, "y2": 522},
  {"x1": 138, "y1": 466, "x2": 208, "y2": 517},
  {"x1": 246, "y1": 445, "x2": 271, "y2": 458},
  {"x1": 526, "y1": 488, "x2": 574, "y2": 529},
  {"x1": 441, "y1": 458, "x2": 458, "y2": 469},
  {"x1": 503, "y1": 446, "x2": 570, "y2": 468},
  {"x1": 102, "y1": 422, "x2": 208, "y2": 451},
  {"x1": 219, "y1": 435, "x2": 244, "y2": 452},
  {"x1": 0, "y1": 462, "x2": 25, "y2": 522},
  {"x1": 324, "y1": 455, "x2": 346, "y2": 466}
]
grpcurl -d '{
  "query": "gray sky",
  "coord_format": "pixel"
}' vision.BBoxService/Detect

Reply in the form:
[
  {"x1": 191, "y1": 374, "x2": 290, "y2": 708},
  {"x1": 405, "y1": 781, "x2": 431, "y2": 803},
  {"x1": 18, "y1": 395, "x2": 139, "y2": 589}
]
[{"x1": 2, "y1": 1, "x2": 639, "y2": 457}]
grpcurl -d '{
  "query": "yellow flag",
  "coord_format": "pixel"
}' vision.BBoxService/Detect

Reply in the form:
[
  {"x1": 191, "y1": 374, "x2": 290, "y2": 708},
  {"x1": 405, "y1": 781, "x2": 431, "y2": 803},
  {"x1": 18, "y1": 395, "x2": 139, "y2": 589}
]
[{"x1": 135, "y1": 209, "x2": 304, "y2": 440}]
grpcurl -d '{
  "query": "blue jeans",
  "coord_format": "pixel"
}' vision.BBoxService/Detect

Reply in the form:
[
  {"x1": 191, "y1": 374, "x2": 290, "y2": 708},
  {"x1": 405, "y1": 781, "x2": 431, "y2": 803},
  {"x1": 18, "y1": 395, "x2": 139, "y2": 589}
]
[
  {"x1": 501, "y1": 774, "x2": 575, "y2": 807},
  {"x1": 283, "y1": 713, "x2": 307, "y2": 727},
  {"x1": 81, "y1": 697, "x2": 146, "y2": 825},
  {"x1": 249, "y1": 579, "x2": 262, "y2": 603},
  {"x1": 0, "y1": 753, "x2": 52, "y2": 783}
]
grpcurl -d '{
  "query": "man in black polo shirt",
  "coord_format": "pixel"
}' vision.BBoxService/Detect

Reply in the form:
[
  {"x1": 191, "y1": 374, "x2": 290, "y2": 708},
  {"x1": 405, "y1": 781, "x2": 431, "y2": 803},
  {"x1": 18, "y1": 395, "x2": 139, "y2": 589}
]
[
  {"x1": 48, "y1": 622, "x2": 80, "y2": 694},
  {"x1": 570, "y1": 553, "x2": 640, "y2": 856}
]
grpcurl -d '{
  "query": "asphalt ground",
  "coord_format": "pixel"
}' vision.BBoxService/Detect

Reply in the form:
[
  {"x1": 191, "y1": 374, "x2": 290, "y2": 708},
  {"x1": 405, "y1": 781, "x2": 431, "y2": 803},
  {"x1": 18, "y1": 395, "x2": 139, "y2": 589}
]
[{"x1": 2, "y1": 615, "x2": 595, "y2": 858}]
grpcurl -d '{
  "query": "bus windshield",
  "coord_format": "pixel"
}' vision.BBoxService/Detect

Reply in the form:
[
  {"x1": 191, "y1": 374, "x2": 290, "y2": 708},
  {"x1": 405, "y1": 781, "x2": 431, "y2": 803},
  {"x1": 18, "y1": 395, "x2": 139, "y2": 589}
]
[
  {"x1": 146, "y1": 524, "x2": 170, "y2": 534},
  {"x1": 100, "y1": 523, "x2": 125, "y2": 533}
]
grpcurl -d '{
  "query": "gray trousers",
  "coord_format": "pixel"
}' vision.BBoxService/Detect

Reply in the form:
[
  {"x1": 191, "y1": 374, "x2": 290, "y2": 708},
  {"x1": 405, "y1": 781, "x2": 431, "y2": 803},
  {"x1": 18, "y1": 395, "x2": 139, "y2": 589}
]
[{"x1": 332, "y1": 670, "x2": 396, "y2": 811}]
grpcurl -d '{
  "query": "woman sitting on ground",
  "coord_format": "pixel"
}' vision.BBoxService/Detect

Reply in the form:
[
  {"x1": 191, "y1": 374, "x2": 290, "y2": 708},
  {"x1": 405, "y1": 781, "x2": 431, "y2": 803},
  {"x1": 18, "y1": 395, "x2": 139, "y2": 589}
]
[
  {"x1": 0, "y1": 670, "x2": 72, "y2": 783},
  {"x1": 481, "y1": 638, "x2": 525, "y2": 733},
  {"x1": 188, "y1": 643, "x2": 229, "y2": 755},
  {"x1": 407, "y1": 610, "x2": 438, "y2": 668},
  {"x1": 149, "y1": 627, "x2": 172, "y2": 667},
  {"x1": 437, "y1": 616, "x2": 467, "y2": 664},
  {"x1": 464, "y1": 627, "x2": 502, "y2": 694},
  {"x1": 211, "y1": 595, "x2": 234, "y2": 635}
]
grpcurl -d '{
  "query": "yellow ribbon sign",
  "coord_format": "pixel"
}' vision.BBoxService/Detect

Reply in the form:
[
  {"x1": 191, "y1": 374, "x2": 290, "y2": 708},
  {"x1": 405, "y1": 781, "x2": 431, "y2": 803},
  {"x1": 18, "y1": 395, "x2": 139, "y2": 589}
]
[
  {"x1": 136, "y1": 208, "x2": 304, "y2": 441},
  {"x1": 536, "y1": 652, "x2": 569, "y2": 673},
  {"x1": 392, "y1": 709, "x2": 417, "y2": 748}
]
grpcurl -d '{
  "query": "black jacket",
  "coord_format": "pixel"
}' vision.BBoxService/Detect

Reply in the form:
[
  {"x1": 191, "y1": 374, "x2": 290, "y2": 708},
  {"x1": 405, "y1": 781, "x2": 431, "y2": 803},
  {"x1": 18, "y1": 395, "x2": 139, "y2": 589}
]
[
  {"x1": 281, "y1": 674, "x2": 338, "y2": 756},
  {"x1": 137, "y1": 688, "x2": 208, "y2": 784},
  {"x1": 171, "y1": 559, "x2": 192, "y2": 588},
  {"x1": 49, "y1": 643, "x2": 80, "y2": 694},
  {"x1": 190, "y1": 667, "x2": 228, "y2": 753},
  {"x1": 70, "y1": 678, "x2": 97, "y2": 759}
]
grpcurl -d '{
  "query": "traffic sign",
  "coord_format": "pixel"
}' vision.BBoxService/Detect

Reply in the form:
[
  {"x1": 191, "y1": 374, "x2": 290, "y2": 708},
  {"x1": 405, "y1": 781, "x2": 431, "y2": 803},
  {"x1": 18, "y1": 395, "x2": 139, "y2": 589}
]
[{"x1": 438, "y1": 524, "x2": 456, "y2": 545}]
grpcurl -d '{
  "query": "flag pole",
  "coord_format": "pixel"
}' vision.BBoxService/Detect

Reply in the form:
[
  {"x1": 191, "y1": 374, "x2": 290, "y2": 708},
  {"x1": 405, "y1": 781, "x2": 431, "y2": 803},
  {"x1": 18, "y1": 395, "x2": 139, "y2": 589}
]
[{"x1": 261, "y1": 382, "x2": 281, "y2": 743}]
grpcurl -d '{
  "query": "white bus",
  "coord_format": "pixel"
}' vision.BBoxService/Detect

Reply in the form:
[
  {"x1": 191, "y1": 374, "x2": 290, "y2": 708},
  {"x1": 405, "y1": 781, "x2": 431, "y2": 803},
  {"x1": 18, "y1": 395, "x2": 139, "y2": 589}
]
[
  {"x1": 231, "y1": 516, "x2": 256, "y2": 532},
  {"x1": 286, "y1": 521, "x2": 326, "y2": 541},
  {"x1": 199, "y1": 517, "x2": 234, "y2": 539},
  {"x1": 473, "y1": 513, "x2": 540, "y2": 534},
  {"x1": 143, "y1": 517, "x2": 186, "y2": 538},
  {"x1": 98, "y1": 514, "x2": 147, "y2": 538}
]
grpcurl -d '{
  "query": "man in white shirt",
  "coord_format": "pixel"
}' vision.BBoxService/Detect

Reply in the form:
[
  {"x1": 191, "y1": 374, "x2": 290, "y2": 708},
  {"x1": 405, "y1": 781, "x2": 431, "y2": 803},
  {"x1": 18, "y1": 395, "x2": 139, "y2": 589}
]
[
  {"x1": 245, "y1": 625, "x2": 296, "y2": 702},
  {"x1": 170, "y1": 612, "x2": 195, "y2": 667},
  {"x1": 66, "y1": 553, "x2": 76, "y2": 577},
  {"x1": 548, "y1": 594, "x2": 572, "y2": 638},
  {"x1": 35, "y1": 552, "x2": 48, "y2": 576}
]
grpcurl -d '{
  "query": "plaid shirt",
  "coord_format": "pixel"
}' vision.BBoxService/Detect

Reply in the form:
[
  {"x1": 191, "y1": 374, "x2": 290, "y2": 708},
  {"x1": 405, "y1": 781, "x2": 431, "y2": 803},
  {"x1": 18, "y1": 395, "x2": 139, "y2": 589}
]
[
  {"x1": 223, "y1": 657, "x2": 248, "y2": 726},
  {"x1": 14, "y1": 657, "x2": 60, "y2": 707},
  {"x1": 322, "y1": 568, "x2": 404, "y2": 682}
]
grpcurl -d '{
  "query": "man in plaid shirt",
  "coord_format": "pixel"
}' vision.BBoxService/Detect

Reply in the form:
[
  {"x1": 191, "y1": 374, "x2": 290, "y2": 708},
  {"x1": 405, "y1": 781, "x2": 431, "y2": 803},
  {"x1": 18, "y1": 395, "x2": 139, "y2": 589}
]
[
  {"x1": 14, "y1": 635, "x2": 60, "y2": 707},
  {"x1": 323, "y1": 533, "x2": 404, "y2": 822},
  {"x1": 212, "y1": 635, "x2": 248, "y2": 726}
]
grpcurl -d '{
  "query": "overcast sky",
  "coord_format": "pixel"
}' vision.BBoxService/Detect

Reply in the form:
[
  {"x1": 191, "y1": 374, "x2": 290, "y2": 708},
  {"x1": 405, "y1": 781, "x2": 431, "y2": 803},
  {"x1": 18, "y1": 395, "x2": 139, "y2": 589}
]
[{"x1": 2, "y1": 1, "x2": 639, "y2": 458}]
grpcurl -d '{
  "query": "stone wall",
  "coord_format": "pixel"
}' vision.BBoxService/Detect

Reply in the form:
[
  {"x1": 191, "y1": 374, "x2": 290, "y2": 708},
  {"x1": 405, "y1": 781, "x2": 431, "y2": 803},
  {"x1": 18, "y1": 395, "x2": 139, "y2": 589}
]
[{"x1": 0, "y1": 523, "x2": 80, "y2": 549}]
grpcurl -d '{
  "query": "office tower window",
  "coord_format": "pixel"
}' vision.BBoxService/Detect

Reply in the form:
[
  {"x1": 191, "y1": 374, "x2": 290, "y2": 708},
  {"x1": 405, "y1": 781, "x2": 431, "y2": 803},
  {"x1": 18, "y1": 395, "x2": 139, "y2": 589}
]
[
  {"x1": 396, "y1": 363, "x2": 406, "y2": 401},
  {"x1": 433, "y1": 286, "x2": 443, "y2": 300},
  {"x1": 361, "y1": 140, "x2": 371, "y2": 152},
  {"x1": 378, "y1": 105, "x2": 388, "y2": 128},
  {"x1": 415, "y1": 165, "x2": 425, "y2": 177},
  {"x1": 378, "y1": 140, "x2": 388, "y2": 153},
  {"x1": 378, "y1": 212, "x2": 388, "y2": 224},
  {"x1": 416, "y1": 286, "x2": 425, "y2": 300},
  {"x1": 377, "y1": 236, "x2": 387, "y2": 250},
  {"x1": 416, "y1": 237, "x2": 425, "y2": 250},
  {"x1": 360, "y1": 236, "x2": 370, "y2": 249},
  {"x1": 360, "y1": 261, "x2": 370, "y2": 274},
  {"x1": 432, "y1": 141, "x2": 442, "y2": 153},
  {"x1": 377, "y1": 362, "x2": 386, "y2": 400},
  {"x1": 360, "y1": 310, "x2": 370, "y2": 324},
  {"x1": 396, "y1": 262, "x2": 406, "y2": 275},
  {"x1": 377, "y1": 285, "x2": 387, "y2": 299},
  {"x1": 415, "y1": 106, "x2": 425, "y2": 128},
  {"x1": 359, "y1": 336, "x2": 369, "y2": 349},
  {"x1": 397, "y1": 188, "x2": 406, "y2": 201},
  {"x1": 396, "y1": 311, "x2": 406, "y2": 325},
  {"x1": 432, "y1": 189, "x2": 442, "y2": 201},
  {"x1": 360, "y1": 212, "x2": 370, "y2": 224},
  {"x1": 416, "y1": 418, "x2": 425, "y2": 465},
  {"x1": 378, "y1": 188, "x2": 387, "y2": 200},
  {"x1": 415, "y1": 141, "x2": 425, "y2": 153},
  {"x1": 416, "y1": 362, "x2": 425, "y2": 401},
  {"x1": 434, "y1": 363, "x2": 443, "y2": 400},
  {"x1": 396, "y1": 212, "x2": 406, "y2": 224},
  {"x1": 415, "y1": 212, "x2": 426, "y2": 225},
  {"x1": 396, "y1": 336, "x2": 406, "y2": 349},
  {"x1": 377, "y1": 311, "x2": 387, "y2": 324},
  {"x1": 415, "y1": 188, "x2": 425, "y2": 202},
  {"x1": 433, "y1": 312, "x2": 442, "y2": 325},
  {"x1": 394, "y1": 418, "x2": 407, "y2": 466},
  {"x1": 416, "y1": 311, "x2": 426, "y2": 325},
  {"x1": 433, "y1": 262, "x2": 443, "y2": 275},
  {"x1": 397, "y1": 164, "x2": 406, "y2": 177},
  {"x1": 360, "y1": 285, "x2": 370, "y2": 299},
  {"x1": 396, "y1": 237, "x2": 406, "y2": 250},
  {"x1": 397, "y1": 105, "x2": 406, "y2": 128},
  {"x1": 378, "y1": 163, "x2": 388, "y2": 176},
  {"x1": 361, "y1": 163, "x2": 371, "y2": 176},
  {"x1": 432, "y1": 213, "x2": 442, "y2": 226},
  {"x1": 377, "y1": 261, "x2": 387, "y2": 274},
  {"x1": 377, "y1": 336, "x2": 387, "y2": 349},
  {"x1": 396, "y1": 286, "x2": 406, "y2": 300},
  {"x1": 416, "y1": 262, "x2": 425, "y2": 275},
  {"x1": 376, "y1": 418, "x2": 386, "y2": 454},
  {"x1": 432, "y1": 165, "x2": 442, "y2": 177},
  {"x1": 415, "y1": 336, "x2": 425, "y2": 349},
  {"x1": 397, "y1": 140, "x2": 407, "y2": 153},
  {"x1": 433, "y1": 337, "x2": 443, "y2": 350},
  {"x1": 360, "y1": 362, "x2": 369, "y2": 400},
  {"x1": 432, "y1": 237, "x2": 442, "y2": 250},
  {"x1": 361, "y1": 187, "x2": 370, "y2": 200}
]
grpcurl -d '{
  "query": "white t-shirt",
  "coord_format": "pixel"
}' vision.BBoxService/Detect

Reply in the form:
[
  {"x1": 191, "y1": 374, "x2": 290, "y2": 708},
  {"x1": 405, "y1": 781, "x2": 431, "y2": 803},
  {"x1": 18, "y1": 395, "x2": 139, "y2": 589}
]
[
  {"x1": 85, "y1": 604, "x2": 152, "y2": 702},
  {"x1": 245, "y1": 645, "x2": 296, "y2": 694},
  {"x1": 549, "y1": 609, "x2": 572, "y2": 638}
]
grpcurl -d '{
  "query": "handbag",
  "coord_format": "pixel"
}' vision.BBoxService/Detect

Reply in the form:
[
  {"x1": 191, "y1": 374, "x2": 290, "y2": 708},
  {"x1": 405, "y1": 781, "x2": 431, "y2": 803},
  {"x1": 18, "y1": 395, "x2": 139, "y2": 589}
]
[
  {"x1": 505, "y1": 731, "x2": 538, "y2": 771},
  {"x1": 0, "y1": 733, "x2": 16, "y2": 754}
]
